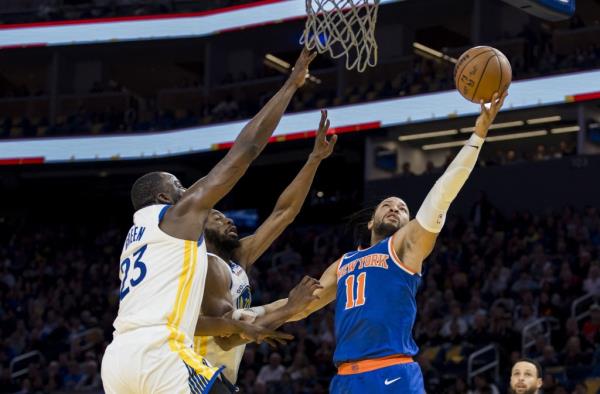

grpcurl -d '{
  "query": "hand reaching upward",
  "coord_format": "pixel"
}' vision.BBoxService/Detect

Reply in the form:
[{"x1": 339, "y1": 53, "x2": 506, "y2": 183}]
[
  {"x1": 474, "y1": 91, "x2": 508, "y2": 139},
  {"x1": 310, "y1": 109, "x2": 338, "y2": 161}
]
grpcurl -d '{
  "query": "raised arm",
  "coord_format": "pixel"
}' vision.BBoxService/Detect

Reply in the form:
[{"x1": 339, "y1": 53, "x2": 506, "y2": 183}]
[
  {"x1": 235, "y1": 110, "x2": 337, "y2": 268},
  {"x1": 214, "y1": 276, "x2": 323, "y2": 350},
  {"x1": 393, "y1": 92, "x2": 508, "y2": 274},
  {"x1": 162, "y1": 50, "x2": 316, "y2": 239}
]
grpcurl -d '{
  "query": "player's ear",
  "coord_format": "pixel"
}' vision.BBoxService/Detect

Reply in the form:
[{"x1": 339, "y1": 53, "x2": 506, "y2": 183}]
[
  {"x1": 367, "y1": 219, "x2": 373, "y2": 231},
  {"x1": 157, "y1": 192, "x2": 172, "y2": 204},
  {"x1": 536, "y1": 378, "x2": 542, "y2": 389}
]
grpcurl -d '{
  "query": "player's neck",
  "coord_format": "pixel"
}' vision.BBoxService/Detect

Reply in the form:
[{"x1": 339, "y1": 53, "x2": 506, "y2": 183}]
[
  {"x1": 207, "y1": 242, "x2": 234, "y2": 262},
  {"x1": 370, "y1": 232, "x2": 385, "y2": 246}
]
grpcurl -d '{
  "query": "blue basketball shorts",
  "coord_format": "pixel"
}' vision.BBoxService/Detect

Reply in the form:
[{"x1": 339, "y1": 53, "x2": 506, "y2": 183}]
[{"x1": 330, "y1": 362, "x2": 425, "y2": 394}]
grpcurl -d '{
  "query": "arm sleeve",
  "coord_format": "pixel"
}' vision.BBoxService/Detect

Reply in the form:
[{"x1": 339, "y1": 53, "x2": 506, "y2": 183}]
[{"x1": 416, "y1": 133, "x2": 484, "y2": 233}]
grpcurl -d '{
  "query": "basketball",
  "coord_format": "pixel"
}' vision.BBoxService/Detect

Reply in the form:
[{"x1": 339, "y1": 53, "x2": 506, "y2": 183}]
[{"x1": 454, "y1": 46, "x2": 512, "y2": 103}]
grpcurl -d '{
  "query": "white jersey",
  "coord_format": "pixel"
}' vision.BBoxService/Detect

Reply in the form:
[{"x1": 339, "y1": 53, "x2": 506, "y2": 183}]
[
  {"x1": 109, "y1": 204, "x2": 220, "y2": 382},
  {"x1": 194, "y1": 253, "x2": 251, "y2": 383}
]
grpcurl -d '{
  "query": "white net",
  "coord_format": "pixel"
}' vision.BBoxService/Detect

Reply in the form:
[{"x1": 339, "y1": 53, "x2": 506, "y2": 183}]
[{"x1": 301, "y1": 0, "x2": 380, "y2": 73}]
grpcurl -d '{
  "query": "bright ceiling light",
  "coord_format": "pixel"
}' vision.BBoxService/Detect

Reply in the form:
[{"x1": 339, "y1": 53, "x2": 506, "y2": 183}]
[
  {"x1": 550, "y1": 125, "x2": 580, "y2": 134},
  {"x1": 460, "y1": 121, "x2": 525, "y2": 133},
  {"x1": 486, "y1": 130, "x2": 548, "y2": 142},
  {"x1": 526, "y1": 116, "x2": 562, "y2": 124},
  {"x1": 413, "y1": 42, "x2": 458, "y2": 64},
  {"x1": 422, "y1": 140, "x2": 468, "y2": 150},
  {"x1": 422, "y1": 130, "x2": 548, "y2": 150},
  {"x1": 398, "y1": 129, "x2": 458, "y2": 141}
]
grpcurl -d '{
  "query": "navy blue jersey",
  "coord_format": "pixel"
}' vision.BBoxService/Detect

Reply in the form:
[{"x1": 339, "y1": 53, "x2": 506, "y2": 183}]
[{"x1": 333, "y1": 236, "x2": 421, "y2": 365}]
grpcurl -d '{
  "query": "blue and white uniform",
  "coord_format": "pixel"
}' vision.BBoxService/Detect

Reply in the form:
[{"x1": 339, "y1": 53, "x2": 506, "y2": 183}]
[
  {"x1": 195, "y1": 253, "x2": 252, "y2": 383},
  {"x1": 330, "y1": 234, "x2": 424, "y2": 394},
  {"x1": 102, "y1": 204, "x2": 223, "y2": 394}
]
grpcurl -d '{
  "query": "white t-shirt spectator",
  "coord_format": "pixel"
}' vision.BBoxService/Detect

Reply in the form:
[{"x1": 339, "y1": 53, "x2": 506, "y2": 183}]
[{"x1": 256, "y1": 364, "x2": 285, "y2": 385}]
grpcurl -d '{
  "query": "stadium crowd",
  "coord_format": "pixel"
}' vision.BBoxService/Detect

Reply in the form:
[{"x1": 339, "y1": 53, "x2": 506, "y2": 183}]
[
  {"x1": 0, "y1": 0, "x2": 258, "y2": 24},
  {"x1": 1, "y1": 16, "x2": 599, "y2": 140},
  {"x1": 1, "y1": 197, "x2": 599, "y2": 393}
]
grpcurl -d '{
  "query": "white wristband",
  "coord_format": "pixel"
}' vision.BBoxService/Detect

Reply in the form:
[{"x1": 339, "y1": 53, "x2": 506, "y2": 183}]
[
  {"x1": 247, "y1": 306, "x2": 266, "y2": 317},
  {"x1": 231, "y1": 309, "x2": 244, "y2": 320}
]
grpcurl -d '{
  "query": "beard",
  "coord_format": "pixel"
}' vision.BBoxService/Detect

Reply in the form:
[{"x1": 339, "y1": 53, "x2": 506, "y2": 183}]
[
  {"x1": 373, "y1": 220, "x2": 400, "y2": 239},
  {"x1": 510, "y1": 386, "x2": 539, "y2": 394},
  {"x1": 205, "y1": 228, "x2": 241, "y2": 254}
]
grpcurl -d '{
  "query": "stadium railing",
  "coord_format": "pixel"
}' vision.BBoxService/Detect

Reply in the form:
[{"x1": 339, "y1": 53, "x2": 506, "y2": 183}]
[
  {"x1": 571, "y1": 293, "x2": 600, "y2": 324},
  {"x1": 467, "y1": 344, "x2": 499, "y2": 385},
  {"x1": 521, "y1": 317, "x2": 559, "y2": 357},
  {"x1": 9, "y1": 350, "x2": 43, "y2": 379}
]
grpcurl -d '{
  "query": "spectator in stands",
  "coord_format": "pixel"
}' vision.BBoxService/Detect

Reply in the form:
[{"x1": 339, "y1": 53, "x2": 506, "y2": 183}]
[
  {"x1": 562, "y1": 336, "x2": 592, "y2": 368},
  {"x1": 2, "y1": 204, "x2": 600, "y2": 392},
  {"x1": 514, "y1": 304, "x2": 538, "y2": 333},
  {"x1": 469, "y1": 374, "x2": 500, "y2": 394},
  {"x1": 582, "y1": 304, "x2": 600, "y2": 346},
  {"x1": 74, "y1": 360, "x2": 101, "y2": 391},
  {"x1": 401, "y1": 161, "x2": 415, "y2": 176},
  {"x1": 62, "y1": 361, "x2": 83, "y2": 390},
  {"x1": 511, "y1": 272, "x2": 540, "y2": 293},
  {"x1": 256, "y1": 352, "x2": 285, "y2": 386},
  {"x1": 584, "y1": 263, "x2": 600, "y2": 295},
  {"x1": 539, "y1": 345, "x2": 560, "y2": 370},
  {"x1": 441, "y1": 301, "x2": 469, "y2": 338}
]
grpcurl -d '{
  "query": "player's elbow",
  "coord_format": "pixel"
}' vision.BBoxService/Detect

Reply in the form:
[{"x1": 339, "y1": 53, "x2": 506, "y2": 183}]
[
  {"x1": 214, "y1": 337, "x2": 234, "y2": 351},
  {"x1": 273, "y1": 209, "x2": 295, "y2": 226},
  {"x1": 233, "y1": 136, "x2": 262, "y2": 161},
  {"x1": 243, "y1": 143, "x2": 262, "y2": 161}
]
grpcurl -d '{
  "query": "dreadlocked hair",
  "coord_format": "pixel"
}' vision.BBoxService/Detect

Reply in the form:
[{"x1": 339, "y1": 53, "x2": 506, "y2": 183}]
[{"x1": 344, "y1": 206, "x2": 375, "y2": 249}]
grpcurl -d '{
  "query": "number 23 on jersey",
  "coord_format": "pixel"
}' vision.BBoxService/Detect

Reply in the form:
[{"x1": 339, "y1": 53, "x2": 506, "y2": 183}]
[{"x1": 119, "y1": 245, "x2": 148, "y2": 300}]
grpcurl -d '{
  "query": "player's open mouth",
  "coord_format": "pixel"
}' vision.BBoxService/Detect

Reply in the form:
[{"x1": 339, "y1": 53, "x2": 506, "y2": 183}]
[{"x1": 385, "y1": 214, "x2": 400, "y2": 222}]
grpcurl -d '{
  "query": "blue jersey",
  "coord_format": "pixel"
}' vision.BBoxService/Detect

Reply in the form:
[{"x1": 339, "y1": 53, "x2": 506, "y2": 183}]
[{"x1": 333, "y1": 236, "x2": 421, "y2": 365}]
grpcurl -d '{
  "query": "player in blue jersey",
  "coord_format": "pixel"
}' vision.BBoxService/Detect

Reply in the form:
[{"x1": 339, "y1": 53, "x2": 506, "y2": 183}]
[{"x1": 289, "y1": 91, "x2": 508, "y2": 393}]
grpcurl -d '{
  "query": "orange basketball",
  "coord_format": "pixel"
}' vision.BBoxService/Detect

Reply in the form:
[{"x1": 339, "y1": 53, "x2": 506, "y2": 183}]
[{"x1": 454, "y1": 46, "x2": 512, "y2": 103}]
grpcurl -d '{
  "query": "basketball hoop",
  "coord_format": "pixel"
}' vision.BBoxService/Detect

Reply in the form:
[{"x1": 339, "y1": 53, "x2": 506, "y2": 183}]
[{"x1": 301, "y1": 0, "x2": 381, "y2": 73}]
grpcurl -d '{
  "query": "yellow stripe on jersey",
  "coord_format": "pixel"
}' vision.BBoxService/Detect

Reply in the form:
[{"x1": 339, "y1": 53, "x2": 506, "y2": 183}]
[
  {"x1": 167, "y1": 240, "x2": 192, "y2": 341},
  {"x1": 167, "y1": 240, "x2": 219, "y2": 378},
  {"x1": 194, "y1": 335, "x2": 209, "y2": 356}
]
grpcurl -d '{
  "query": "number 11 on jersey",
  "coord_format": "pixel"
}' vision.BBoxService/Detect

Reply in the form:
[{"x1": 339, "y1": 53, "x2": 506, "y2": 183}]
[{"x1": 344, "y1": 272, "x2": 366, "y2": 310}]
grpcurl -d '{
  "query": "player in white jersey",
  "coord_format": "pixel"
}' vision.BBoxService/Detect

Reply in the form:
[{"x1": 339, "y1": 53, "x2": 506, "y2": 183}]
[
  {"x1": 101, "y1": 48, "x2": 317, "y2": 394},
  {"x1": 194, "y1": 110, "x2": 336, "y2": 383},
  {"x1": 195, "y1": 254, "x2": 322, "y2": 383}
]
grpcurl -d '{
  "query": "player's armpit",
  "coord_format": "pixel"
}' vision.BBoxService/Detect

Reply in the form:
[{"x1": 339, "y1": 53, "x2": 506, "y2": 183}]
[{"x1": 391, "y1": 221, "x2": 437, "y2": 274}]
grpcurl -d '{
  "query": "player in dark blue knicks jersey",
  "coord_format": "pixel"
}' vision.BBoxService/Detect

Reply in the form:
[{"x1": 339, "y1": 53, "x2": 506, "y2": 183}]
[{"x1": 289, "y1": 91, "x2": 508, "y2": 393}]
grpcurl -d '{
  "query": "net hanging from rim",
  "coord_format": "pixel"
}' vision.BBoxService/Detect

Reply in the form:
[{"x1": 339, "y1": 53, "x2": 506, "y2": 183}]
[{"x1": 301, "y1": 0, "x2": 380, "y2": 73}]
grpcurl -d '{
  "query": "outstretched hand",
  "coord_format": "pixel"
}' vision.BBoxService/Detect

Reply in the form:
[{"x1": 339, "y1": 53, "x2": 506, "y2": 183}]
[
  {"x1": 310, "y1": 109, "x2": 337, "y2": 160},
  {"x1": 285, "y1": 276, "x2": 323, "y2": 315},
  {"x1": 474, "y1": 91, "x2": 508, "y2": 138},
  {"x1": 236, "y1": 321, "x2": 294, "y2": 348},
  {"x1": 289, "y1": 47, "x2": 317, "y2": 88}
]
